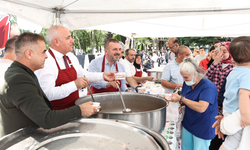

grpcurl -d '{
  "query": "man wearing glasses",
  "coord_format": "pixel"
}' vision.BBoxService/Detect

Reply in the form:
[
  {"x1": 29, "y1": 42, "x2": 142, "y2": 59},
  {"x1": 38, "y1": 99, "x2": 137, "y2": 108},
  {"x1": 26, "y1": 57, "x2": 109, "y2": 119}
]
[{"x1": 168, "y1": 37, "x2": 180, "y2": 62}]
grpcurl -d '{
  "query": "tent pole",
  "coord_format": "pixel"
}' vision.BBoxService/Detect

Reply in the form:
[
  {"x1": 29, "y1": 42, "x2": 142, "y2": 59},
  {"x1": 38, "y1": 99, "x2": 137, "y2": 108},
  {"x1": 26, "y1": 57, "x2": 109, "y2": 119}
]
[
  {"x1": 131, "y1": 38, "x2": 134, "y2": 49},
  {"x1": 131, "y1": 33, "x2": 134, "y2": 49}
]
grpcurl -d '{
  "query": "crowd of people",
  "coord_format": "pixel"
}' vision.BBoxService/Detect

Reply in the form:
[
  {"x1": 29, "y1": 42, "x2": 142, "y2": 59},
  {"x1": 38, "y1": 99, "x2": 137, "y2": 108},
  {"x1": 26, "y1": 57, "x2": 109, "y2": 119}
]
[{"x1": 0, "y1": 26, "x2": 249, "y2": 150}]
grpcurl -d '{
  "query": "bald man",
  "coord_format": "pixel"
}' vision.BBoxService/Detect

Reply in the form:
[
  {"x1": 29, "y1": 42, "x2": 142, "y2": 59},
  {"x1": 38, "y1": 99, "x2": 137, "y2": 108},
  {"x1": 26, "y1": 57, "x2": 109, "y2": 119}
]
[
  {"x1": 0, "y1": 32, "x2": 100, "y2": 136},
  {"x1": 35, "y1": 25, "x2": 115, "y2": 110},
  {"x1": 168, "y1": 37, "x2": 180, "y2": 62}
]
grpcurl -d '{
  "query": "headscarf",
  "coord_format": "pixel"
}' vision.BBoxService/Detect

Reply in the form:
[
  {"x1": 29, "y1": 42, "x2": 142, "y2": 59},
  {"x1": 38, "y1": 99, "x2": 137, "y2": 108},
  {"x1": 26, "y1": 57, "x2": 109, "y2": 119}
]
[
  {"x1": 221, "y1": 42, "x2": 232, "y2": 64},
  {"x1": 133, "y1": 54, "x2": 142, "y2": 69}
]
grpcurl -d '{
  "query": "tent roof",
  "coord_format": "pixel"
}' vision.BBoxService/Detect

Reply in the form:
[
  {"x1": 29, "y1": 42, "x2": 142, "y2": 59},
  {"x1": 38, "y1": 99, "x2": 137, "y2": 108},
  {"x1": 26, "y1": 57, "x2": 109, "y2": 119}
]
[{"x1": 1, "y1": 0, "x2": 250, "y2": 37}]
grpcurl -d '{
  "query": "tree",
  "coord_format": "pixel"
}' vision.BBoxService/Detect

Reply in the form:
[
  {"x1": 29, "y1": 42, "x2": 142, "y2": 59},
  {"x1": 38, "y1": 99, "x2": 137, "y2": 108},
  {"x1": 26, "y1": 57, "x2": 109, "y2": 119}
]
[
  {"x1": 73, "y1": 30, "x2": 91, "y2": 54},
  {"x1": 94, "y1": 30, "x2": 108, "y2": 53},
  {"x1": 88, "y1": 30, "x2": 95, "y2": 54},
  {"x1": 39, "y1": 27, "x2": 49, "y2": 49}
]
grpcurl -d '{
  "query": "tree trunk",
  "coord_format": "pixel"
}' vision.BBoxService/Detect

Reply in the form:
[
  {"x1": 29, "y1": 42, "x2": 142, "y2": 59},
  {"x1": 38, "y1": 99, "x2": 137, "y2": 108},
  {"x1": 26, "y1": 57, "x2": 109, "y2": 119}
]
[
  {"x1": 94, "y1": 30, "x2": 99, "y2": 53},
  {"x1": 88, "y1": 31, "x2": 95, "y2": 54}
]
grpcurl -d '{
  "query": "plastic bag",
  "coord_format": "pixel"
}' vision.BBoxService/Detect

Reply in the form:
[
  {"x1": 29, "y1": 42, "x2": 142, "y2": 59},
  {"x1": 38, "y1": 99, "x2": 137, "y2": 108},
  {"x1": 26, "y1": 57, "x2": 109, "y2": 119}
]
[{"x1": 166, "y1": 101, "x2": 182, "y2": 122}]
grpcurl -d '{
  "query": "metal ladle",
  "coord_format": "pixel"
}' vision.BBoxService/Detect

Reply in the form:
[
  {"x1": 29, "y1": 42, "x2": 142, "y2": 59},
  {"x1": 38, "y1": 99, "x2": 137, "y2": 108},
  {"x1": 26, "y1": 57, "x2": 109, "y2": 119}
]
[
  {"x1": 87, "y1": 84, "x2": 95, "y2": 102},
  {"x1": 84, "y1": 75, "x2": 95, "y2": 102},
  {"x1": 117, "y1": 83, "x2": 132, "y2": 113}
]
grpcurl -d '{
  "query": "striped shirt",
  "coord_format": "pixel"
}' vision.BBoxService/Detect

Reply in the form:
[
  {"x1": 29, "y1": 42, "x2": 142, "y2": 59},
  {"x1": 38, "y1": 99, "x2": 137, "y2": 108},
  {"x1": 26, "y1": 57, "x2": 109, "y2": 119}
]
[{"x1": 206, "y1": 62, "x2": 233, "y2": 93}]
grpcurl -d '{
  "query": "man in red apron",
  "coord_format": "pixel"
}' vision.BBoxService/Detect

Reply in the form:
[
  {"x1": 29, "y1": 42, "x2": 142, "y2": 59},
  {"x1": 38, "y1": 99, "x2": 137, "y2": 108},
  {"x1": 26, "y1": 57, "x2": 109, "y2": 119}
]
[
  {"x1": 35, "y1": 25, "x2": 115, "y2": 110},
  {"x1": 88, "y1": 39, "x2": 130, "y2": 93},
  {"x1": 121, "y1": 49, "x2": 153, "y2": 91}
]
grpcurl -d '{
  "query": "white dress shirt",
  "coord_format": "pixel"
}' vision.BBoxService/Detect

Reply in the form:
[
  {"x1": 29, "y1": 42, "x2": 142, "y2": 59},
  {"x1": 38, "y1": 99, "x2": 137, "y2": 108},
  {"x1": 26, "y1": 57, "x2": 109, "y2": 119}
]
[
  {"x1": 35, "y1": 48, "x2": 104, "y2": 101},
  {"x1": 120, "y1": 58, "x2": 135, "y2": 77}
]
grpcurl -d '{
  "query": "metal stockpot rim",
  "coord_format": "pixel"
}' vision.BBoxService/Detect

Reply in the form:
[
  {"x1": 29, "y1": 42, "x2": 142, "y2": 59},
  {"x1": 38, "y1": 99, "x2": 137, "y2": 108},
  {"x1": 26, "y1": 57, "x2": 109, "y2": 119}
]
[{"x1": 76, "y1": 92, "x2": 169, "y2": 114}]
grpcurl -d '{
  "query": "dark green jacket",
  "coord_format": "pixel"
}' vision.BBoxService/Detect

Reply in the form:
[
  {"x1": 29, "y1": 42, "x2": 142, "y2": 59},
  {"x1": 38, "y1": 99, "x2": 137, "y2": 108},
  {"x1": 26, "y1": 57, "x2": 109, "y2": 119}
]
[{"x1": 0, "y1": 61, "x2": 81, "y2": 135}]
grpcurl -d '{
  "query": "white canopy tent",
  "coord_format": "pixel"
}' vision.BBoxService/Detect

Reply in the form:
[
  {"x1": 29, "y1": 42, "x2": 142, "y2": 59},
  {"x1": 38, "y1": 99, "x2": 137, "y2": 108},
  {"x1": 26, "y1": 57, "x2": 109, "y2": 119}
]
[{"x1": 0, "y1": 0, "x2": 250, "y2": 38}]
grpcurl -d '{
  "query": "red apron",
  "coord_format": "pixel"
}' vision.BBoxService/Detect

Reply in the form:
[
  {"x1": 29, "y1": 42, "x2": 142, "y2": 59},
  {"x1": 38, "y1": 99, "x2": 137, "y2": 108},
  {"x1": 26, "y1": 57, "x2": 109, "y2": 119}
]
[
  {"x1": 134, "y1": 64, "x2": 143, "y2": 84},
  {"x1": 49, "y1": 49, "x2": 79, "y2": 110},
  {"x1": 90, "y1": 56, "x2": 121, "y2": 94}
]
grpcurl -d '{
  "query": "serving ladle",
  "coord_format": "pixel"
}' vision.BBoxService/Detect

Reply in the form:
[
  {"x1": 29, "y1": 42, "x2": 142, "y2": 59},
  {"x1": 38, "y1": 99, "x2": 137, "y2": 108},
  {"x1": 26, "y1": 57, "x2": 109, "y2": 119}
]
[
  {"x1": 84, "y1": 75, "x2": 95, "y2": 102},
  {"x1": 117, "y1": 83, "x2": 132, "y2": 113}
]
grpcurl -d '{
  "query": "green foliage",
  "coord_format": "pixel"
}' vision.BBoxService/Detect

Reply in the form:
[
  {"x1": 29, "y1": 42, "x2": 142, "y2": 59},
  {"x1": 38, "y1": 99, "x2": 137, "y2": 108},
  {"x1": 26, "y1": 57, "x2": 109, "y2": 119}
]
[
  {"x1": 73, "y1": 30, "x2": 91, "y2": 53},
  {"x1": 39, "y1": 27, "x2": 49, "y2": 49},
  {"x1": 177, "y1": 37, "x2": 217, "y2": 47},
  {"x1": 113, "y1": 34, "x2": 122, "y2": 41},
  {"x1": 94, "y1": 30, "x2": 108, "y2": 52}
]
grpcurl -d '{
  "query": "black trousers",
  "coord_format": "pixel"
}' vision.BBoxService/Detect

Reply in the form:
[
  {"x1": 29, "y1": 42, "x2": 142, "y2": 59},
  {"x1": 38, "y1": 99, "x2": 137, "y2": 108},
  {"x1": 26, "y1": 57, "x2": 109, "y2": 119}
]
[{"x1": 209, "y1": 135, "x2": 226, "y2": 150}]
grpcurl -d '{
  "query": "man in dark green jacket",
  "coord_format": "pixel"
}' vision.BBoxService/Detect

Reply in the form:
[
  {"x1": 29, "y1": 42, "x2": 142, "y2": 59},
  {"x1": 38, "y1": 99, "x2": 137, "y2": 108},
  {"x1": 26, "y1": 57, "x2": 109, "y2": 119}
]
[{"x1": 0, "y1": 32, "x2": 108, "y2": 135}]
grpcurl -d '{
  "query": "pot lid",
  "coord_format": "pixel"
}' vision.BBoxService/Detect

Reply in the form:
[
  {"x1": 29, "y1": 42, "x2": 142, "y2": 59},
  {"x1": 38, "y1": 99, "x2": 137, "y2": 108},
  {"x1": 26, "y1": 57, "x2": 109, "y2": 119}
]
[{"x1": 0, "y1": 119, "x2": 165, "y2": 150}]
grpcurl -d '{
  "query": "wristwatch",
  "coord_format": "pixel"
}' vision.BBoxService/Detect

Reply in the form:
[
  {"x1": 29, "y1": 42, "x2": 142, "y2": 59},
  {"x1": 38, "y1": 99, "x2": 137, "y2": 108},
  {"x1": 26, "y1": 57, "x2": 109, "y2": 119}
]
[{"x1": 180, "y1": 96, "x2": 184, "y2": 103}]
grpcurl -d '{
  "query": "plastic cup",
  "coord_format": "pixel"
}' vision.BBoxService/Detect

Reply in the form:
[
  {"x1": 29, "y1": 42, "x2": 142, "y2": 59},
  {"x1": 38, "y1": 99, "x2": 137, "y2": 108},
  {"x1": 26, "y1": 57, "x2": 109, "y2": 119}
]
[
  {"x1": 165, "y1": 93, "x2": 172, "y2": 100},
  {"x1": 92, "y1": 102, "x2": 101, "y2": 112},
  {"x1": 137, "y1": 87, "x2": 146, "y2": 93},
  {"x1": 115, "y1": 72, "x2": 126, "y2": 80}
]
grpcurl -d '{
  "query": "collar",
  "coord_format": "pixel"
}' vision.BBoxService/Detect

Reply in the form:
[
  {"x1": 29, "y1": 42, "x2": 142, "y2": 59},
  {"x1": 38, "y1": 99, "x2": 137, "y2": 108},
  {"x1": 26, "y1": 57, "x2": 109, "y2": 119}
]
[
  {"x1": 104, "y1": 56, "x2": 117, "y2": 66},
  {"x1": 125, "y1": 58, "x2": 133, "y2": 65},
  {"x1": 13, "y1": 61, "x2": 37, "y2": 78},
  {"x1": 49, "y1": 47, "x2": 69, "y2": 59},
  {"x1": 173, "y1": 59, "x2": 179, "y2": 65}
]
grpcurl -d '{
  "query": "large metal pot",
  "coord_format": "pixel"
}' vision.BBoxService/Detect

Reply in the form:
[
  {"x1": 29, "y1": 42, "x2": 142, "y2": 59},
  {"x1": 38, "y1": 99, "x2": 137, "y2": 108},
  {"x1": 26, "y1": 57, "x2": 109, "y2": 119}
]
[
  {"x1": 0, "y1": 119, "x2": 170, "y2": 150},
  {"x1": 75, "y1": 92, "x2": 168, "y2": 133}
]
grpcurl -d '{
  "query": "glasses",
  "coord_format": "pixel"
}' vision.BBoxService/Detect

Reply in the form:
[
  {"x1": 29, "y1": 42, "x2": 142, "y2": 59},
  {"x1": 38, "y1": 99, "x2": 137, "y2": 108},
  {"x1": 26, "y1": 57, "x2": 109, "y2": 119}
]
[{"x1": 168, "y1": 44, "x2": 176, "y2": 49}]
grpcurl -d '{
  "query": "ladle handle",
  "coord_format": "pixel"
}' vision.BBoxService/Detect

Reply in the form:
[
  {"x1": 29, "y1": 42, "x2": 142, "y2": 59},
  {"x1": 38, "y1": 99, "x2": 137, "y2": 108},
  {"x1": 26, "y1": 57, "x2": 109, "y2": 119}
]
[
  {"x1": 117, "y1": 83, "x2": 127, "y2": 110},
  {"x1": 84, "y1": 75, "x2": 95, "y2": 102},
  {"x1": 87, "y1": 84, "x2": 95, "y2": 102}
]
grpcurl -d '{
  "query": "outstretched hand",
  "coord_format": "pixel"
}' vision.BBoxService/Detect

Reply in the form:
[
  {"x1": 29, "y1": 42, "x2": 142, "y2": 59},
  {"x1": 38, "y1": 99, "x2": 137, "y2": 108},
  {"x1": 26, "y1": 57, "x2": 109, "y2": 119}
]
[
  {"x1": 103, "y1": 71, "x2": 116, "y2": 81},
  {"x1": 212, "y1": 115, "x2": 225, "y2": 140}
]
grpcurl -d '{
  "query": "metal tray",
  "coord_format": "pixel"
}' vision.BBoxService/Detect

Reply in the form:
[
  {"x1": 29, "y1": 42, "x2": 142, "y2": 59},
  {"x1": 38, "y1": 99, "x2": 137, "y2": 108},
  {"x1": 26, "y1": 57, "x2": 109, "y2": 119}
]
[{"x1": 0, "y1": 119, "x2": 169, "y2": 150}]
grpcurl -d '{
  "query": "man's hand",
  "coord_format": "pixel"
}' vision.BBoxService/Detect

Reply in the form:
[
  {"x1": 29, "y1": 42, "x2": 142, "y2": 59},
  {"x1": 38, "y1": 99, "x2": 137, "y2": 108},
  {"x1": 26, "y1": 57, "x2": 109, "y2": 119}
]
[
  {"x1": 140, "y1": 80, "x2": 147, "y2": 84},
  {"x1": 79, "y1": 101, "x2": 98, "y2": 117},
  {"x1": 176, "y1": 84, "x2": 183, "y2": 89},
  {"x1": 107, "y1": 81, "x2": 120, "y2": 89},
  {"x1": 103, "y1": 71, "x2": 116, "y2": 81},
  {"x1": 212, "y1": 115, "x2": 225, "y2": 140},
  {"x1": 74, "y1": 77, "x2": 89, "y2": 89}
]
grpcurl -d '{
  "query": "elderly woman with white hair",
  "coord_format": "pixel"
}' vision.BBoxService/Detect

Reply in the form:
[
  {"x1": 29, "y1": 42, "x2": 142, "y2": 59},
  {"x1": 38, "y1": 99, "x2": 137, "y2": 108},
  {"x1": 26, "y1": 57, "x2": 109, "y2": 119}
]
[{"x1": 170, "y1": 58, "x2": 218, "y2": 150}]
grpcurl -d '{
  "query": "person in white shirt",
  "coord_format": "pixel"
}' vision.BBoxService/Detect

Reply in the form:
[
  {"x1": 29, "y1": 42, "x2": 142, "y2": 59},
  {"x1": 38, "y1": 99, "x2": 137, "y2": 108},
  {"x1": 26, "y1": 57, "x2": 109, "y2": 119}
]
[
  {"x1": 35, "y1": 25, "x2": 115, "y2": 110},
  {"x1": 195, "y1": 47, "x2": 206, "y2": 65},
  {"x1": 0, "y1": 35, "x2": 18, "y2": 138}
]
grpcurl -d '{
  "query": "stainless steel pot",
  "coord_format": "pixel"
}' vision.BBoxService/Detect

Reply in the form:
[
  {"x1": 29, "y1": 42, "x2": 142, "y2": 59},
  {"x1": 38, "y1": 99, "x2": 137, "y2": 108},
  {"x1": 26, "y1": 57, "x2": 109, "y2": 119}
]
[
  {"x1": 0, "y1": 119, "x2": 170, "y2": 150},
  {"x1": 75, "y1": 92, "x2": 168, "y2": 133}
]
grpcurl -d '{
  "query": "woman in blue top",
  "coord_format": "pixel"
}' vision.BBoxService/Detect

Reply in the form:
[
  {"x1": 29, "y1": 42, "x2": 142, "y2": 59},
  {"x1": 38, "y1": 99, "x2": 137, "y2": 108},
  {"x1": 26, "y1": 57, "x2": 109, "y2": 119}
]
[{"x1": 170, "y1": 58, "x2": 218, "y2": 150}]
